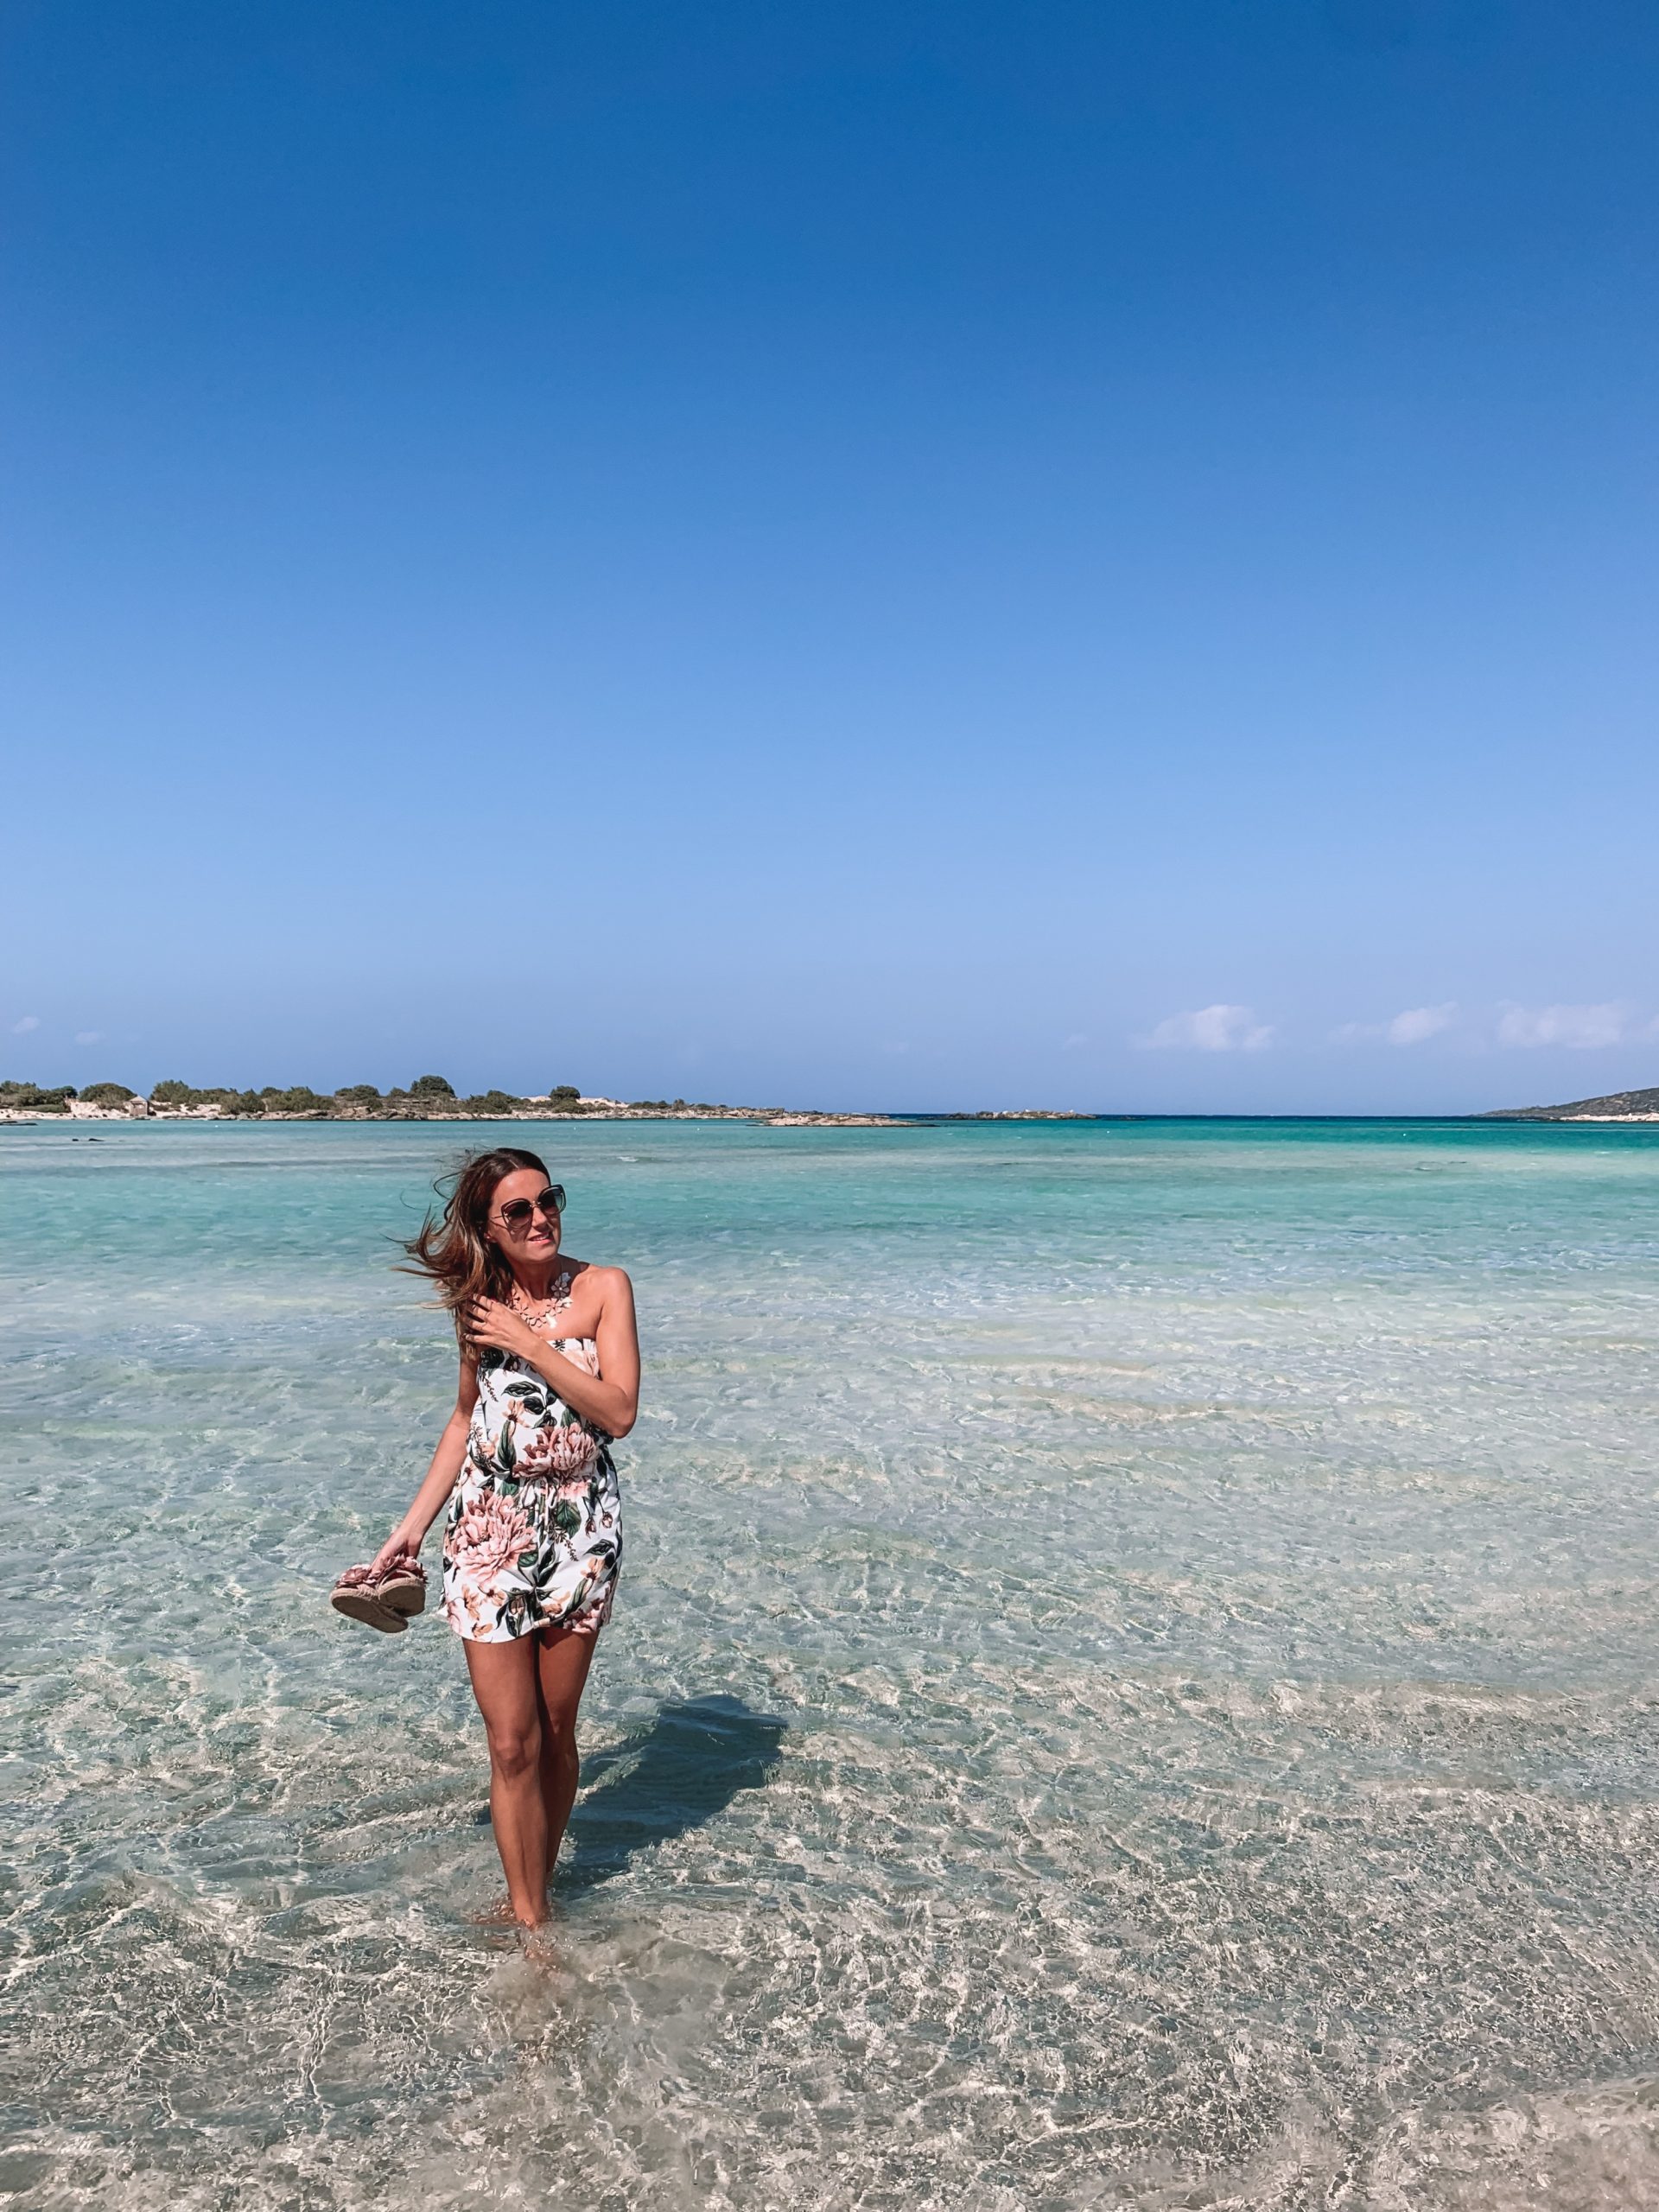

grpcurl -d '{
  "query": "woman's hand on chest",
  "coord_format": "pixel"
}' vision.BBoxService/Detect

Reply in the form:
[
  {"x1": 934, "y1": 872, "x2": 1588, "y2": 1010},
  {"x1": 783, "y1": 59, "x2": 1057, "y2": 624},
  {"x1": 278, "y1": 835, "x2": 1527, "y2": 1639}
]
[{"x1": 465, "y1": 1297, "x2": 547, "y2": 1362}]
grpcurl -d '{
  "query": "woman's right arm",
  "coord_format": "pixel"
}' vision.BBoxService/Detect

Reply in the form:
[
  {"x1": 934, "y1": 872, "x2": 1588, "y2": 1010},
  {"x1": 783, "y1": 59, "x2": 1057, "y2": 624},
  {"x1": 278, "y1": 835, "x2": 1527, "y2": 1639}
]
[{"x1": 370, "y1": 1356, "x2": 478, "y2": 1572}]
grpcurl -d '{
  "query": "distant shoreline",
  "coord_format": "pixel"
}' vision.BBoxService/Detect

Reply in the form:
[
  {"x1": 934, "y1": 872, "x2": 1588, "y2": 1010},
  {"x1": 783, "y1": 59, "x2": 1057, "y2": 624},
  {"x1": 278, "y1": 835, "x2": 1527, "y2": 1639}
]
[
  {"x1": 0, "y1": 1101, "x2": 914, "y2": 1129},
  {"x1": 1479, "y1": 1084, "x2": 1659, "y2": 1124},
  {"x1": 9, "y1": 1103, "x2": 1659, "y2": 1129},
  {"x1": 7, "y1": 1072, "x2": 1659, "y2": 1128},
  {"x1": 0, "y1": 1090, "x2": 1099, "y2": 1129}
]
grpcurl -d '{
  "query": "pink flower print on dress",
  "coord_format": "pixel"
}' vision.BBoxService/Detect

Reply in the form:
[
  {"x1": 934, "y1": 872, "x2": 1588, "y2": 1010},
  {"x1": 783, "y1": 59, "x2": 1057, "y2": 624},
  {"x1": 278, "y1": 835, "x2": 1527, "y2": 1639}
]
[
  {"x1": 571, "y1": 1553, "x2": 609, "y2": 1605},
  {"x1": 515, "y1": 1421, "x2": 598, "y2": 1480},
  {"x1": 449, "y1": 1489, "x2": 534, "y2": 1584},
  {"x1": 455, "y1": 1584, "x2": 495, "y2": 1635}
]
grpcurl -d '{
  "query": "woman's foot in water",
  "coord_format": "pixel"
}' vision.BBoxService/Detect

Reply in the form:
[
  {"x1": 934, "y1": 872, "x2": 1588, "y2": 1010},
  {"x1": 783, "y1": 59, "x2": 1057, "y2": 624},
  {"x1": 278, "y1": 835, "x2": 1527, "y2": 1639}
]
[
  {"x1": 465, "y1": 1894, "x2": 524, "y2": 1929},
  {"x1": 467, "y1": 1891, "x2": 560, "y2": 1931}
]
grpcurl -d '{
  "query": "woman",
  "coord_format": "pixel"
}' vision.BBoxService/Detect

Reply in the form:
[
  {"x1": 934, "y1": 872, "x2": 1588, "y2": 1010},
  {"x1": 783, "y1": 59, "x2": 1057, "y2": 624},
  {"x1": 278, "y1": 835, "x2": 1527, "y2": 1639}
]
[{"x1": 370, "y1": 1147, "x2": 639, "y2": 1929}]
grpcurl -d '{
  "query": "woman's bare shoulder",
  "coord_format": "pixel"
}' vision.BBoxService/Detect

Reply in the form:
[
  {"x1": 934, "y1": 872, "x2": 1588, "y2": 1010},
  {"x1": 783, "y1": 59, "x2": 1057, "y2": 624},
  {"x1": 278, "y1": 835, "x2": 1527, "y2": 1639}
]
[{"x1": 562, "y1": 1259, "x2": 633, "y2": 1312}]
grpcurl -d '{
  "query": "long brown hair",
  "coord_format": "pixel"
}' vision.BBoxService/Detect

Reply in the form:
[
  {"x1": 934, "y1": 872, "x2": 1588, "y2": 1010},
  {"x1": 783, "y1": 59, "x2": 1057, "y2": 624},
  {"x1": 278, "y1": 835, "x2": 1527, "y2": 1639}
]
[{"x1": 401, "y1": 1147, "x2": 552, "y2": 1342}]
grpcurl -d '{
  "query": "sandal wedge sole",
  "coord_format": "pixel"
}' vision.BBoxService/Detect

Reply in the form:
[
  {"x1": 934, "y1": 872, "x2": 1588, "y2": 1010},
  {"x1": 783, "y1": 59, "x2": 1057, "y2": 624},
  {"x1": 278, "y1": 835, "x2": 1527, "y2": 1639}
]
[
  {"x1": 330, "y1": 1587, "x2": 409, "y2": 1633},
  {"x1": 376, "y1": 1573, "x2": 426, "y2": 1617}
]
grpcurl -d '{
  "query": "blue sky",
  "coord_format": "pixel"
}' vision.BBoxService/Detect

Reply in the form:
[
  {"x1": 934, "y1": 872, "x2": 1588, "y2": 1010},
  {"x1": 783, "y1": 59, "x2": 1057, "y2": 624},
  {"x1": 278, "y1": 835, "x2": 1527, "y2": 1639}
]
[{"x1": 4, "y1": 0, "x2": 1656, "y2": 1111}]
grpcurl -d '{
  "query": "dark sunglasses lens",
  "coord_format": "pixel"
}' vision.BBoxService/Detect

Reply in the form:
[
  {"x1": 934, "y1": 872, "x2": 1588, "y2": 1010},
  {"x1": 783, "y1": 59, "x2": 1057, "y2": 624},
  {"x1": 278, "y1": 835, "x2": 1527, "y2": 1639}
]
[
  {"x1": 537, "y1": 1185, "x2": 565, "y2": 1217},
  {"x1": 500, "y1": 1199, "x2": 534, "y2": 1229}
]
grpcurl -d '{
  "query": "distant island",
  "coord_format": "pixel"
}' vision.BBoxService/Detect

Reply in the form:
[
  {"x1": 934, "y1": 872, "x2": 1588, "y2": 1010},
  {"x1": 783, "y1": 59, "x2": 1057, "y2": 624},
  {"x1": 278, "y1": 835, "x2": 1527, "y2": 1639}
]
[
  {"x1": 0, "y1": 1073, "x2": 1098, "y2": 1128},
  {"x1": 0, "y1": 1074, "x2": 906, "y2": 1127},
  {"x1": 1482, "y1": 1086, "x2": 1659, "y2": 1122}
]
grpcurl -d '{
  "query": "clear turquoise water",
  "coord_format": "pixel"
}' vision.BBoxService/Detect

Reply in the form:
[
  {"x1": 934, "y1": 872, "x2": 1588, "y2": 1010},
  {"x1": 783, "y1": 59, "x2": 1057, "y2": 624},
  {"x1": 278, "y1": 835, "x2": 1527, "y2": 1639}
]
[{"x1": 3, "y1": 1116, "x2": 1659, "y2": 2210}]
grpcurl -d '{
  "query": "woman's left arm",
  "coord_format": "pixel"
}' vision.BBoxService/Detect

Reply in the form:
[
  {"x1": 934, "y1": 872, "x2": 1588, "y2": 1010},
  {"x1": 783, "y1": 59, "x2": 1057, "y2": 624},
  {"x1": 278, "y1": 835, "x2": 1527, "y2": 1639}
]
[{"x1": 467, "y1": 1270, "x2": 640, "y2": 1437}]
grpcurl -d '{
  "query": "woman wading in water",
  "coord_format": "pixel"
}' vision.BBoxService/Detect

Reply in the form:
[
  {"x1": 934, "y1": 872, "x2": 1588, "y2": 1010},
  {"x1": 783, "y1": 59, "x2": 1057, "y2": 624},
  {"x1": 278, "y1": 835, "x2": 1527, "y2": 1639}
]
[{"x1": 367, "y1": 1148, "x2": 638, "y2": 1928}]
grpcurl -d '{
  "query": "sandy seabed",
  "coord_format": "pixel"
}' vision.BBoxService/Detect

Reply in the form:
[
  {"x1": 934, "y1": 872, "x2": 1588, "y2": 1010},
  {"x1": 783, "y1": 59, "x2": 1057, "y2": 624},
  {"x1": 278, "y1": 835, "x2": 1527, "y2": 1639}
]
[{"x1": 4, "y1": 1116, "x2": 1658, "y2": 2210}]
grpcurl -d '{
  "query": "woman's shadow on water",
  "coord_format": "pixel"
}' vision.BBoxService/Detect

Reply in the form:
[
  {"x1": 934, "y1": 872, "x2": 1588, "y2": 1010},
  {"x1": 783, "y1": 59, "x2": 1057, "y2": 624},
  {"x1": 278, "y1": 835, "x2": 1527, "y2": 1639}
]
[{"x1": 476, "y1": 1694, "x2": 787, "y2": 1891}]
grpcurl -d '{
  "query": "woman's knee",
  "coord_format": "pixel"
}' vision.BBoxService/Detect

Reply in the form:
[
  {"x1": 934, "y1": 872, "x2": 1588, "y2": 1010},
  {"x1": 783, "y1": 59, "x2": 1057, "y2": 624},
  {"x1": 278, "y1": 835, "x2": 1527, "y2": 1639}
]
[
  {"x1": 486, "y1": 1717, "x2": 542, "y2": 1782},
  {"x1": 538, "y1": 1713, "x2": 578, "y2": 1770}
]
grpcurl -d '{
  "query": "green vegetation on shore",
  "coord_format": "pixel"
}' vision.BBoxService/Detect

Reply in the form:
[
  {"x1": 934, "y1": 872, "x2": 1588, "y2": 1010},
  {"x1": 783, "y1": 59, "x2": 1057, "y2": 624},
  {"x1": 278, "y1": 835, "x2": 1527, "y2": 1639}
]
[
  {"x1": 1, "y1": 1074, "x2": 747, "y2": 1119},
  {"x1": 0, "y1": 1082, "x2": 79, "y2": 1113},
  {"x1": 1483, "y1": 1085, "x2": 1659, "y2": 1121}
]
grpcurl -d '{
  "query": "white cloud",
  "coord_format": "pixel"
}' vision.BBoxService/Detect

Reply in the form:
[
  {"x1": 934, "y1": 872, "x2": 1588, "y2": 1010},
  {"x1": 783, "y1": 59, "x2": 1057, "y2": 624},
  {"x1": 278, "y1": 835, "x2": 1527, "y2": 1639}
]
[
  {"x1": 1497, "y1": 1002, "x2": 1625, "y2": 1050},
  {"x1": 1332, "y1": 1002, "x2": 1459, "y2": 1046},
  {"x1": 1387, "y1": 1002, "x2": 1458, "y2": 1046},
  {"x1": 1141, "y1": 1004, "x2": 1274, "y2": 1052},
  {"x1": 11, "y1": 1015, "x2": 39, "y2": 1034},
  {"x1": 74, "y1": 1030, "x2": 104, "y2": 1046}
]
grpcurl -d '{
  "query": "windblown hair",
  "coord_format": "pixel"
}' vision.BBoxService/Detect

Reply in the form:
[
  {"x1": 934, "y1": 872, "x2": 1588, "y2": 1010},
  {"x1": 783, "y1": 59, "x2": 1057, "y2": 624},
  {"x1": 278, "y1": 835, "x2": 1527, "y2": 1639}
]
[{"x1": 401, "y1": 1147, "x2": 551, "y2": 1344}]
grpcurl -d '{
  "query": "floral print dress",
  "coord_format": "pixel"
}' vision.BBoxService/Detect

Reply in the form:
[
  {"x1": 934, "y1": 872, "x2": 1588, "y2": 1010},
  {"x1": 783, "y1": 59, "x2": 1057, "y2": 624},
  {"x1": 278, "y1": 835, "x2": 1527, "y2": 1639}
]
[{"x1": 442, "y1": 1275, "x2": 621, "y2": 1643}]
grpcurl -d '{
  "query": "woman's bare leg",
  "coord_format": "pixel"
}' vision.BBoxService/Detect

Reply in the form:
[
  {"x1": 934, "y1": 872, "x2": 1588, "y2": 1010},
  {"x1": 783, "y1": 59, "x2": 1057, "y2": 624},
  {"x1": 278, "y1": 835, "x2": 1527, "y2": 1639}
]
[
  {"x1": 534, "y1": 1626, "x2": 599, "y2": 1883},
  {"x1": 463, "y1": 1637, "x2": 550, "y2": 1926}
]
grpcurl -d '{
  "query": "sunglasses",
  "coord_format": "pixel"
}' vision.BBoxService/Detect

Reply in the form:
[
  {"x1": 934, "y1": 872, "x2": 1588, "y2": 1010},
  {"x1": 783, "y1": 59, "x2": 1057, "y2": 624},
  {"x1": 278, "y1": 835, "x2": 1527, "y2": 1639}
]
[{"x1": 494, "y1": 1185, "x2": 565, "y2": 1233}]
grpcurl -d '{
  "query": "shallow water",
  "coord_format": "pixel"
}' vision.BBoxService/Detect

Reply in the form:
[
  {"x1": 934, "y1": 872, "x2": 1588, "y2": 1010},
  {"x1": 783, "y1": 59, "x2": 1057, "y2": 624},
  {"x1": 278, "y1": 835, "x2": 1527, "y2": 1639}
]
[{"x1": 3, "y1": 1116, "x2": 1658, "y2": 2210}]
